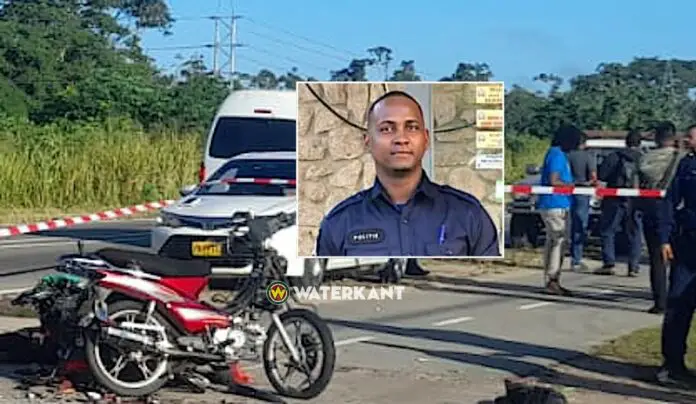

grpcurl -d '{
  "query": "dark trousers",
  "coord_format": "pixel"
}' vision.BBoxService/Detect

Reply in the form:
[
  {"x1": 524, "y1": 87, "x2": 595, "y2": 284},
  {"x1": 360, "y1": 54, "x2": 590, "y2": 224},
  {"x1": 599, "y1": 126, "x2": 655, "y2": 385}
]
[
  {"x1": 600, "y1": 199, "x2": 643, "y2": 271},
  {"x1": 570, "y1": 195, "x2": 591, "y2": 266},
  {"x1": 645, "y1": 226, "x2": 668, "y2": 310},
  {"x1": 662, "y1": 258, "x2": 696, "y2": 370}
]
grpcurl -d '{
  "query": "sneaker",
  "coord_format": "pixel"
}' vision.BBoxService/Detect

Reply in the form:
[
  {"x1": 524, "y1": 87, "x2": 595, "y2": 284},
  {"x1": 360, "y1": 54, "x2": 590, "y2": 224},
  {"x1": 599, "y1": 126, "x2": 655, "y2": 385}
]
[
  {"x1": 627, "y1": 270, "x2": 639, "y2": 277},
  {"x1": 656, "y1": 366, "x2": 696, "y2": 387},
  {"x1": 594, "y1": 264, "x2": 615, "y2": 275},
  {"x1": 571, "y1": 262, "x2": 589, "y2": 273}
]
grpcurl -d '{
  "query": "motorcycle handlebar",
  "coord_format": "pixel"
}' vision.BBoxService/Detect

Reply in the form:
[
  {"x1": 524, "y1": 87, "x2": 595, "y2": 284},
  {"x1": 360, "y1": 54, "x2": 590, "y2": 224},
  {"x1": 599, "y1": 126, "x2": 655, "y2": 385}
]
[{"x1": 228, "y1": 211, "x2": 296, "y2": 254}]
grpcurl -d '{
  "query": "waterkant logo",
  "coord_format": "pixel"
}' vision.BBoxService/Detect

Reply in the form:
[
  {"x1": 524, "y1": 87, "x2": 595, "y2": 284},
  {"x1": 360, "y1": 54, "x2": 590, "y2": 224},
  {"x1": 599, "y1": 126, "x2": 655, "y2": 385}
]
[{"x1": 266, "y1": 281, "x2": 289, "y2": 304}]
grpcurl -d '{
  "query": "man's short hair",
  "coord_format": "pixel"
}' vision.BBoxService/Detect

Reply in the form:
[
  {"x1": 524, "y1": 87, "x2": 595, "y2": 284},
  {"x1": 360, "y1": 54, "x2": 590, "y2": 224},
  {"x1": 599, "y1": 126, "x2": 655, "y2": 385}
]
[
  {"x1": 365, "y1": 90, "x2": 425, "y2": 128},
  {"x1": 626, "y1": 129, "x2": 642, "y2": 148},
  {"x1": 654, "y1": 121, "x2": 677, "y2": 145},
  {"x1": 551, "y1": 124, "x2": 585, "y2": 152}
]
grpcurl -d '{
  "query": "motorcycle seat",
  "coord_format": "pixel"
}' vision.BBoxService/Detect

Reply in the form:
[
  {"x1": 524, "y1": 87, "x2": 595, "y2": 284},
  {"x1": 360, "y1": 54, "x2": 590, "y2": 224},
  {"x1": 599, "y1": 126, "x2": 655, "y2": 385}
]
[{"x1": 94, "y1": 248, "x2": 212, "y2": 278}]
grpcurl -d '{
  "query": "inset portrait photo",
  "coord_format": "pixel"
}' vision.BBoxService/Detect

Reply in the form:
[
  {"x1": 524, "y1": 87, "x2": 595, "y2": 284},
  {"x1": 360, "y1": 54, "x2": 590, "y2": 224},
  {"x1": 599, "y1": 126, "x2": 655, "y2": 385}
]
[{"x1": 296, "y1": 81, "x2": 505, "y2": 258}]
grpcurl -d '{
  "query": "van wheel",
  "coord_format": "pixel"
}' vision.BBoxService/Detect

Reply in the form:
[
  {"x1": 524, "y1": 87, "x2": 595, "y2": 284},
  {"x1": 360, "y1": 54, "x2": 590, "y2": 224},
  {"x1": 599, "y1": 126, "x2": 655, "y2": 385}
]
[{"x1": 290, "y1": 259, "x2": 326, "y2": 288}]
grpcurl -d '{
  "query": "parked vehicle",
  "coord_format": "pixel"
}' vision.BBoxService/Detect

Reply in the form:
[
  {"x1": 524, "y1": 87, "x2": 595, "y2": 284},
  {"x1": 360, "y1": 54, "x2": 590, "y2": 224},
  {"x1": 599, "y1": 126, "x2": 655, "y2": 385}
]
[
  {"x1": 508, "y1": 138, "x2": 655, "y2": 252},
  {"x1": 198, "y1": 89, "x2": 296, "y2": 184},
  {"x1": 158, "y1": 151, "x2": 399, "y2": 287},
  {"x1": 18, "y1": 212, "x2": 336, "y2": 399}
]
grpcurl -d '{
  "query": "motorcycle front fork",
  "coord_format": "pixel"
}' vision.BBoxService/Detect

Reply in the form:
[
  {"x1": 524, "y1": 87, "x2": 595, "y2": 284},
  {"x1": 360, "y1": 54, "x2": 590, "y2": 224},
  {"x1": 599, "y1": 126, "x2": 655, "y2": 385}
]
[{"x1": 270, "y1": 312, "x2": 301, "y2": 363}]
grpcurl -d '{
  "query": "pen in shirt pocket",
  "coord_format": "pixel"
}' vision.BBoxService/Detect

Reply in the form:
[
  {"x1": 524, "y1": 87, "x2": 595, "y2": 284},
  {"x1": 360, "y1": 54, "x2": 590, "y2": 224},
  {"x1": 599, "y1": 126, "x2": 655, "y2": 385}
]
[{"x1": 438, "y1": 224, "x2": 446, "y2": 245}]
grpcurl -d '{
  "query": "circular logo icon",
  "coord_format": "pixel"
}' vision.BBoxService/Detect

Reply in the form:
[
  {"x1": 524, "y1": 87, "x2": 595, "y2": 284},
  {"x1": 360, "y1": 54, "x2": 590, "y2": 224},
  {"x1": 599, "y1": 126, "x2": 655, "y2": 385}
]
[{"x1": 266, "y1": 281, "x2": 289, "y2": 304}]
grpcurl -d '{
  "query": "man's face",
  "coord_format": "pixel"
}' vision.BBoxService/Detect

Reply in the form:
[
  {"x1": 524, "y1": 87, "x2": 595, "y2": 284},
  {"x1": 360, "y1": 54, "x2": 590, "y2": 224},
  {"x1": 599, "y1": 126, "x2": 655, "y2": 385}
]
[
  {"x1": 365, "y1": 95, "x2": 429, "y2": 173},
  {"x1": 687, "y1": 129, "x2": 696, "y2": 150}
]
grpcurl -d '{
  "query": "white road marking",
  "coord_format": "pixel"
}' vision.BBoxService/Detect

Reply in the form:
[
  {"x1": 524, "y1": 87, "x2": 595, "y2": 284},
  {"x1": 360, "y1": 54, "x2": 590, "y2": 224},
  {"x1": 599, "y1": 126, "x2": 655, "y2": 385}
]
[
  {"x1": 0, "y1": 235, "x2": 148, "y2": 249},
  {"x1": 432, "y1": 316, "x2": 474, "y2": 326},
  {"x1": 594, "y1": 289, "x2": 615, "y2": 295},
  {"x1": 518, "y1": 301, "x2": 554, "y2": 310},
  {"x1": 0, "y1": 287, "x2": 31, "y2": 296},
  {"x1": 335, "y1": 336, "x2": 375, "y2": 346}
]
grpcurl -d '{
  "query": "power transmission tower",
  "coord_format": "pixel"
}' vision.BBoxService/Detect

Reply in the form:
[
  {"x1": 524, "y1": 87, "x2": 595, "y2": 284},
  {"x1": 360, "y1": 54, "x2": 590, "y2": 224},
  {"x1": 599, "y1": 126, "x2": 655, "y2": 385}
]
[
  {"x1": 661, "y1": 60, "x2": 680, "y2": 123},
  {"x1": 210, "y1": 8, "x2": 243, "y2": 86}
]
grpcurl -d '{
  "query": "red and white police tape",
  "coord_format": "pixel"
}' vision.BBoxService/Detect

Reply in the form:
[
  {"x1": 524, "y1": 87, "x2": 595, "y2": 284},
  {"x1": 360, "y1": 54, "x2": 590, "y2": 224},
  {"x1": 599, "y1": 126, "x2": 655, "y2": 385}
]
[
  {"x1": 0, "y1": 199, "x2": 176, "y2": 238},
  {"x1": 501, "y1": 184, "x2": 665, "y2": 198},
  {"x1": 0, "y1": 180, "x2": 663, "y2": 238},
  {"x1": 0, "y1": 177, "x2": 296, "y2": 238}
]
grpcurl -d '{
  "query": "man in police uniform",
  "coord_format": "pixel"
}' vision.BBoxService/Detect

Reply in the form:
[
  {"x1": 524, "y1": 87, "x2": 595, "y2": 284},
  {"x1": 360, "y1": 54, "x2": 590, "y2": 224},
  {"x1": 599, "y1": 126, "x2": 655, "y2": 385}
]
[
  {"x1": 656, "y1": 123, "x2": 696, "y2": 385},
  {"x1": 314, "y1": 90, "x2": 500, "y2": 257}
]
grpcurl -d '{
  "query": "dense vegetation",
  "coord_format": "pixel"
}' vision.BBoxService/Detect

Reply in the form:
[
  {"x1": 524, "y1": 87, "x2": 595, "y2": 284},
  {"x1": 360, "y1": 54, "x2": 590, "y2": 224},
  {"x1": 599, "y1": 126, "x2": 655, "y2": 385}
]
[{"x1": 1, "y1": 1, "x2": 696, "y2": 217}]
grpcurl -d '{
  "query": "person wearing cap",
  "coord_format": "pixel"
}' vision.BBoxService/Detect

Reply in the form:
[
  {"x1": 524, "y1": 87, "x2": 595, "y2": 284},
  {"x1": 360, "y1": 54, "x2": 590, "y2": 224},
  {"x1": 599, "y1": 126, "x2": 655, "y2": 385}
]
[{"x1": 314, "y1": 90, "x2": 500, "y2": 257}]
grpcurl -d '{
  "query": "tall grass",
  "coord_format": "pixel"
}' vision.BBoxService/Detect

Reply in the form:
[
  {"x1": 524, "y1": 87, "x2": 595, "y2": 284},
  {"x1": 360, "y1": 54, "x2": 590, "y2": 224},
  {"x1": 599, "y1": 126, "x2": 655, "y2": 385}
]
[
  {"x1": 505, "y1": 134, "x2": 549, "y2": 182},
  {"x1": 0, "y1": 117, "x2": 202, "y2": 211},
  {"x1": 0, "y1": 118, "x2": 550, "y2": 214}
]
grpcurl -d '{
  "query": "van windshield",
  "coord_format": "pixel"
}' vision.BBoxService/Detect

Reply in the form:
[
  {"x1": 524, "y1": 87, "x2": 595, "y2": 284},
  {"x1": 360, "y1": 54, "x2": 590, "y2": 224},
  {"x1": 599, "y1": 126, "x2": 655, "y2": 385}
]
[
  {"x1": 209, "y1": 117, "x2": 296, "y2": 159},
  {"x1": 198, "y1": 159, "x2": 296, "y2": 197}
]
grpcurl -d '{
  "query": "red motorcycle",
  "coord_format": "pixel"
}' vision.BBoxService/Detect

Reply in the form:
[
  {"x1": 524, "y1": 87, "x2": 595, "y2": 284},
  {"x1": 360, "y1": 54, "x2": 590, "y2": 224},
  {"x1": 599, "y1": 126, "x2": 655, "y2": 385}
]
[{"x1": 53, "y1": 211, "x2": 335, "y2": 399}]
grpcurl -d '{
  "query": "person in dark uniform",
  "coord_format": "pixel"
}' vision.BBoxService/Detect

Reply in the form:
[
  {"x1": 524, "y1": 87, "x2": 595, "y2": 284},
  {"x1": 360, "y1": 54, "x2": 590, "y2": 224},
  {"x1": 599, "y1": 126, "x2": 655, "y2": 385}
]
[
  {"x1": 566, "y1": 132, "x2": 597, "y2": 272},
  {"x1": 315, "y1": 90, "x2": 500, "y2": 257},
  {"x1": 656, "y1": 123, "x2": 696, "y2": 385}
]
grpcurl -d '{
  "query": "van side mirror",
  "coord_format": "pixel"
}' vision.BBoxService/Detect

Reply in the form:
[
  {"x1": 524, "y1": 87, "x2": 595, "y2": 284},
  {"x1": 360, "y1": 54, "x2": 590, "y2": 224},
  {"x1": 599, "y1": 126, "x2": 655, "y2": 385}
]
[
  {"x1": 525, "y1": 164, "x2": 540, "y2": 175},
  {"x1": 179, "y1": 184, "x2": 198, "y2": 197}
]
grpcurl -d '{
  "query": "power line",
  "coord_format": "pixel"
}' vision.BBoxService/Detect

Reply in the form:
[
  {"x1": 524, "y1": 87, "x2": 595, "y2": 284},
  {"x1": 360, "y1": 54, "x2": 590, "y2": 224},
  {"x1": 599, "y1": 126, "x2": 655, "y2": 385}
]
[
  {"x1": 243, "y1": 29, "x2": 350, "y2": 63},
  {"x1": 245, "y1": 17, "x2": 363, "y2": 60},
  {"x1": 244, "y1": 46, "x2": 333, "y2": 75}
]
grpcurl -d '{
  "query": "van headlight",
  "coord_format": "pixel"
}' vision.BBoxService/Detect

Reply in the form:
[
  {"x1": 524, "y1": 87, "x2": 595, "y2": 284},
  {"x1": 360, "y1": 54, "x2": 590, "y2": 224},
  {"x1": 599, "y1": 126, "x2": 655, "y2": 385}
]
[{"x1": 158, "y1": 212, "x2": 183, "y2": 228}]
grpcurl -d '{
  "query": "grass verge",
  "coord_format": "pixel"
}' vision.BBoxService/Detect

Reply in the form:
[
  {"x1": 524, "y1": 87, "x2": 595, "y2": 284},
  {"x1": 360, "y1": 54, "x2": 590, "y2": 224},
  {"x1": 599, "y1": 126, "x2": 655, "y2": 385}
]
[{"x1": 593, "y1": 320, "x2": 696, "y2": 367}]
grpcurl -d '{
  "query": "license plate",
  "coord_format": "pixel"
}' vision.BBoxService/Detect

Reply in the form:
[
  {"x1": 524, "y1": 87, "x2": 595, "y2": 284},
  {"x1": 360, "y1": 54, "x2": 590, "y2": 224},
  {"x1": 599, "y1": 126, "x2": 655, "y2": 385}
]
[{"x1": 191, "y1": 241, "x2": 223, "y2": 257}]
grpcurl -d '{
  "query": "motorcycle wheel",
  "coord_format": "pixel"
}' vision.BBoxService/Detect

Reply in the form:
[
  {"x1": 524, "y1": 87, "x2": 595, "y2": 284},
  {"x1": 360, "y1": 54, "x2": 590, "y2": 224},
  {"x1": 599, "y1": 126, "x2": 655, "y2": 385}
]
[
  {"x1": 84, "y1": 300, "x2": 176, "y2": 398},
  {"x1": 262, "y1": 308, "x2": 335, "y2": 399}
]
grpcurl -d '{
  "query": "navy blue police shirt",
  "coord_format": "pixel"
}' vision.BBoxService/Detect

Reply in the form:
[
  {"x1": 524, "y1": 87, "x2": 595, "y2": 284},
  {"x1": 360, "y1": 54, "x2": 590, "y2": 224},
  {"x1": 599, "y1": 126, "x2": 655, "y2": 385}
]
[
  {"x1": 657, "y1": 152, "x2": 696, "y2": 246},
  {"x1": 315, "y1": 172, "x2": 500, "y2": 257}
]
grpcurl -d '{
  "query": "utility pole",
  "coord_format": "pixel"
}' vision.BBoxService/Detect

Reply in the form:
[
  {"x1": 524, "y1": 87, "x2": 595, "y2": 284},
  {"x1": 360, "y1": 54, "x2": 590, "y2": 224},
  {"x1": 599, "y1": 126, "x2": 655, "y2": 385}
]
[
  {"x1": 661, "y1": 59, "x2": 680, "y2": 124},
  {"x1": 209, "y1": 2, "x2": 243, "y2": 86},
  {"x1": 212, "y1": 18, "x2": 220, "y2": 74}
]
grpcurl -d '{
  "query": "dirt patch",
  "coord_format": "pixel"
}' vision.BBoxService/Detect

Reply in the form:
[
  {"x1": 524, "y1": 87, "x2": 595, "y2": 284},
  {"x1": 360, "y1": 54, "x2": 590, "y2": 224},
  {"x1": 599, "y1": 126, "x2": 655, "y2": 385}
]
[{"x1": 0, "y1": 297, "x2": 37, "y2": 319}]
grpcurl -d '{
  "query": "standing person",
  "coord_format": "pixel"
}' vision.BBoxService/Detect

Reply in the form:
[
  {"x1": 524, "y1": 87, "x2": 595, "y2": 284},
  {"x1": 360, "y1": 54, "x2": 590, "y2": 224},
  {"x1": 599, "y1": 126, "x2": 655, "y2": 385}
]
[
  {"x1": 595, "y1": 130, "x2": 643, "y2": 276},
  {"x1": 637, "y1": 121, "x2": 683, "y2": 314},
  {"x1": 654, "y1": 124, "x2": 696, "y2": 385},
  {"x1": 566, "y1": 133, "x2": 598, "y2": 272},
  {"x1": 536, "y1": 124, "x2": 584, "y2": 296}
]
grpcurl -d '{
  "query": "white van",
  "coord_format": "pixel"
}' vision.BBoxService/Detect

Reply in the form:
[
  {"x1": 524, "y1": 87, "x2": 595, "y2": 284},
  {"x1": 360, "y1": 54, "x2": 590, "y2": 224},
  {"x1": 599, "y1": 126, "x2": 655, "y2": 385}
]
[{"x1": 198, "y1": 89, "x2": 297, "y2": 183}]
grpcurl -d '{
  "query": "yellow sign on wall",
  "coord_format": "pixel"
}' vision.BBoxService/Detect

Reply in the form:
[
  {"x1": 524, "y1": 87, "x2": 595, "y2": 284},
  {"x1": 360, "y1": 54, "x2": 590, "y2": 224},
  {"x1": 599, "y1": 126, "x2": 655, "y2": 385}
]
[
  {"x1": 475, "y1": 83, "x2": 504, "y2": 104},
  {"x1": 476, "y1": 109, "x2": 504, "y2": 130},
  {"x1": 476, "y1": 131, "x2": 503, "y2": 149}
]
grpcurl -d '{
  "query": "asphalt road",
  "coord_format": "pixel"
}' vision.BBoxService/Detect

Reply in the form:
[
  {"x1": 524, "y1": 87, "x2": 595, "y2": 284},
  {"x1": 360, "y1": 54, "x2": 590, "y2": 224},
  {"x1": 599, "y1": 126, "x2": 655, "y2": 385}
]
[
  {"x1": 0, "y1": 219, "x2": 155, "y2": 290},
  {"x1": 0, "y1": 220, "x2": 676, "y2": 403}
]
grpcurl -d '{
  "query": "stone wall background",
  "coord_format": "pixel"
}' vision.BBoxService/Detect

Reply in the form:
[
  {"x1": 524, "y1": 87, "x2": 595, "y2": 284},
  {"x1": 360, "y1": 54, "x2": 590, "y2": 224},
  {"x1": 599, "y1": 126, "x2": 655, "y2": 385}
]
[{"x1": 297, "y1": 82, "x2": 503, "y2": 256}]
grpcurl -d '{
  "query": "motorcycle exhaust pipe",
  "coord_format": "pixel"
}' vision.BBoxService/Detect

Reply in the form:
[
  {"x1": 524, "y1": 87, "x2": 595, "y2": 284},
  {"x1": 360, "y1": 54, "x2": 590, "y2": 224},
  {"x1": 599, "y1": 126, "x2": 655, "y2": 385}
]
[
  {"x1": 103, "y1": 327, "x2": 225, "y2": 363},
  {"x1": 162, "y1": 349, "x2": 225, "y2": 362},
  {"x1": 104, "y1": 327, "x2": 155, "y2": 346}
]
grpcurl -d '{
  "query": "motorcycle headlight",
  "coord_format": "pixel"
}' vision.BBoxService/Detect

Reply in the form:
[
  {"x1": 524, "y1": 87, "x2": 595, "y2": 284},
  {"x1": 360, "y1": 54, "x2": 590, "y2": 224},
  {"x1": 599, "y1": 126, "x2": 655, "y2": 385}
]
[{"x1": 158, "y1": 212, "x2": 183, "y2": 228}]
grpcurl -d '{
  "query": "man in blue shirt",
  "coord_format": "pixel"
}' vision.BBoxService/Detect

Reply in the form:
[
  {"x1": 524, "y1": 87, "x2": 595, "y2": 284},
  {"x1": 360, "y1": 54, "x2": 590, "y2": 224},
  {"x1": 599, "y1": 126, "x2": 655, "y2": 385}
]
[
  {"x1": 537, "y1": 125, "x2": 584, "y2": 296},
  {"x1": 315, "y1": 90, "x2": 500, "y2": 257},
  {"x1": 655, "y1": 123, "x2": 696, "y2": 386}
]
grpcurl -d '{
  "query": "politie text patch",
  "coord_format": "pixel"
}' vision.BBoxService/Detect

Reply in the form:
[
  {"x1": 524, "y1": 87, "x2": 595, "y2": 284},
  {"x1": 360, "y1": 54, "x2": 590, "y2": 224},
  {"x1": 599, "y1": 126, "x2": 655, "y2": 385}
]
[{"x1": 347, "y1": 229, "x2": 385, "y2": 245}]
